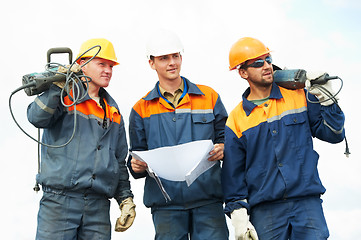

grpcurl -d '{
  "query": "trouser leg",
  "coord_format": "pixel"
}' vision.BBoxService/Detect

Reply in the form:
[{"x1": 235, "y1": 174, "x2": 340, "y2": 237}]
[
  {"x1": 251, "y1": 197, "x2": 329, "y2": 240},
  {"x1": 251, "y1": 201, "x2": 292, "y2": 240},
  {"x1": 78, "y1": 197, "x2": 111, "y2": 240},
  {"x1": 152, "y1": 208, "x2": 190, "y2": 240},
  {"x1": 36, "y1": 192, "x2": 81, "y2": 240},
  {"x1": 289, "y1": 197, "x2": 329, "y2": 240},
  {"x1": 190, "y1": 202, "x2": 229, "y2": 240}
]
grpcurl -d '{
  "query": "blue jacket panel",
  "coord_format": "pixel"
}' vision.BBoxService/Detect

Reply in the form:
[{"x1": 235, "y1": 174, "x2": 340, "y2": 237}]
[
  {"x1": 222, "y1": 83, "x2": 345, "y2": 215},
  {"x1": 27, "y1": 84, "x2": 132, "y2": 204},
  {"x1": 128, "y1": 77, "x2": 228, "y2": 210}
]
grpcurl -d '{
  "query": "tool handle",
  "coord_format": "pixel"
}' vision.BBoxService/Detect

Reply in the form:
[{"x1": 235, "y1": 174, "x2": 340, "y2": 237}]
[
  {"x1": 311, "y1": 73, "x2": 338, "y2": 85},
  {"x1": 47, "y1": 47, "x2": 73, "y2": 64}
]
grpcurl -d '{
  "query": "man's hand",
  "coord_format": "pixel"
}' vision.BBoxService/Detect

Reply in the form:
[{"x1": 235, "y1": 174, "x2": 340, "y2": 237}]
[
  {"x1": 305, "y1": 71, "x2": 338, "y2": 106},
  {"x1": 231, "y1": 208, "x2": 258, "y2": 240},
  {"x1": 57, "y1": 63, "x2": 82, "y2": 74},
  {"x1": 208, "y1": 143, "x2": 224, "y2": 161},
  {"x1": 115, "y1": 197, "x2": 136, "y2": 232},
  {"x1": 131, "y1": 157, "x2": 148, "y2": 173},
  {"x1": 53, "y1": 63, "x2": 82, "y2": 89}
]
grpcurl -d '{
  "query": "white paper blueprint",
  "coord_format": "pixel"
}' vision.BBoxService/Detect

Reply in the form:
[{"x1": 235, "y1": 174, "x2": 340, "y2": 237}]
[{"x1": 130, "y1": 140, "x2": 216, "y2": 186}]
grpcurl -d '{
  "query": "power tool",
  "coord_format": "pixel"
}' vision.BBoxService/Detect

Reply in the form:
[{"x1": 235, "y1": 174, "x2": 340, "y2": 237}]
[
  {"x1": 273, "y1": 69, "x2": 339, "y2": 90},
  {"x1": 22, "y1": 47, "x2": 73, "y2": 96}
]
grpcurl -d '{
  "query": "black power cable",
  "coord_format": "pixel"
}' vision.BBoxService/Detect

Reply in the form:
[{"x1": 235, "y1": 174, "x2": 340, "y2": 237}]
[
  {"x1": 9, "y1": 45, "x2": 101, "y2": 148},
  {"x1": 306, "y1": 77, "x2": 350, "y2": 157}
]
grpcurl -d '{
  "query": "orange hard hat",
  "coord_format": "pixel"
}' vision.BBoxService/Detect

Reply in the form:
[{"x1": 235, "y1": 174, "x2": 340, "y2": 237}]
[{"x1": 229, "y1": 37, "x2": 270, "y2": 70}]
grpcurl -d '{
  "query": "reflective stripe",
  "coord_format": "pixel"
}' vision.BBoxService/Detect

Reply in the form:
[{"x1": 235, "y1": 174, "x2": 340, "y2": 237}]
[
  {"x1": 175, "y1": 108, "x2": 213, "y2": 114},
  {"x1": 66, "y1": 108, "x2": 110, "y2": 128},
  {"x1": 35, "y1": 97, "x2": 55, "y2": 114},
  {"x1": 323, "y1": 120, "x2": 344, "y2": 134},
  {"x1": 267, "y1": 106, "x2": 307, "y2": 123},
  {"x1": 66, "y1": 108, "x2": 103, "y2": 122}
]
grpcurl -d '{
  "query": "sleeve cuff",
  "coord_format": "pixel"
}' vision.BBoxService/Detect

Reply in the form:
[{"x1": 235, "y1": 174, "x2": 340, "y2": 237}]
[{"x1": 224, "y1": 200, "x2": 250, "y2": 218}]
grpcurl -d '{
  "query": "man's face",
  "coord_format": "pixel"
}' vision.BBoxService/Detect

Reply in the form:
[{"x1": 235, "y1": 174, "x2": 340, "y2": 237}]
[
  {"x1": 239, "y1": 54, "x2": 273, "y2": 88},
  {"x1": 80, "y1": 57, "x2": 115, "y2": 88},
  {"x1": 149, "y1": 53, "x2": 182, "y2": 81}
]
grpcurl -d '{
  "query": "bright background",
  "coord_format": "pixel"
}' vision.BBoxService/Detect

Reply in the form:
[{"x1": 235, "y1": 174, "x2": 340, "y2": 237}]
[{"x1": 1, "y1": 0, "x2": 360, "y2": 239}]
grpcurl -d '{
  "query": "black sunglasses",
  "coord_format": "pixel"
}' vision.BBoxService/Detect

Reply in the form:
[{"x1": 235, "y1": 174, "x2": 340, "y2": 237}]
[{"x1": 243, "y1": 56, "x2": 272, "y2": 69}]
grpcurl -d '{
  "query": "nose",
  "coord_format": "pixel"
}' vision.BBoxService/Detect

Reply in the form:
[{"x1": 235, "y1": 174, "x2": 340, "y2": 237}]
[
  {"x1": 104, "y1": 65, "x2": 113, "y2": 74},
  {"x1": 169, "y1": 55, "x2": 180, "y2": 66},
  {"x1": 264, "y1": 60, "x2": 272, "y2": 69},
  {"x1": 169, "y1": 57, "x2": 176, "y2": 65}
]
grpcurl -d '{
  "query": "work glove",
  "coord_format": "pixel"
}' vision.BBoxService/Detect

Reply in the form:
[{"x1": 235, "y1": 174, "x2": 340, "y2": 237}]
[
  {"x1": 53, "y1": 63, "x2": 82, "y2": 89},
  {"x1": 57, "y1": 63, "x2": 82, "y2": 74},
  {"x1": 305, "y1": 71, "x2": 338, "y2": 106},
  {"x1": 115, "y1": 197, "x2": 136, "y2": 232},
  {"x1": 231, "y1": 208, "x2": 258, "y2": 240},
  {"x1": 52, "y1": 79, "x2": 66, "y2": 89}
]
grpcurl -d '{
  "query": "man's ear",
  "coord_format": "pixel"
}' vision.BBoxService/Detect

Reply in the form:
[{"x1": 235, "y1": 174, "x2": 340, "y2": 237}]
[
  {"x1": 79, "y1": 60, "x2": 87, "y2": 73},
  {"x1": 239, "y1": 68, "x2": 248, "y2": 79},
  {"x1": 79, "y1": 59, "x2": 86, "y2": 66},
  {"x1": 149, "y1": 59, "x2": 156, "y2": 70}
]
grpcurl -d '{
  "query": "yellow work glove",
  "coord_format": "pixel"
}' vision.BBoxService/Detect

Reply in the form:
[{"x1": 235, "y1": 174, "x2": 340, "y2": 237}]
[
  {"x1": 57, "y1": 63, "x2": 82, "y2": 74},
  {"x1": 231, "y1": 208, "x2": 258, "y2": 240},
  {"x1": 52, "y1": 79, "x2": 66, "y2": 89},
  {"x1": 53, "y1": 63, "x2": 82, "y2": 89},
  {"x1": 115, "y1": 197, "x2": 136, "y2": 232}
]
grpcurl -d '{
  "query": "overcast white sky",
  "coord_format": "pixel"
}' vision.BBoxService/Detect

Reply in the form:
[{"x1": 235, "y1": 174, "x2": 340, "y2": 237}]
[{"x1": 1, "y1": 0, "x2": 361, "y2": 239}]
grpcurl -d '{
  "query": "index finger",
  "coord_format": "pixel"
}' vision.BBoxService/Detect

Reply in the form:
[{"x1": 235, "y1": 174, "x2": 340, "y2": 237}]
[{"x1": 131, "y1": 157, "x2": 148, "y2": 167}]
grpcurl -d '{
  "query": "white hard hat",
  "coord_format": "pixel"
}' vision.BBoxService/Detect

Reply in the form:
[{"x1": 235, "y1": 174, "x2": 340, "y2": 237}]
[{"x1": 146, "y1": 29, "x2": 184, "y2": 59}]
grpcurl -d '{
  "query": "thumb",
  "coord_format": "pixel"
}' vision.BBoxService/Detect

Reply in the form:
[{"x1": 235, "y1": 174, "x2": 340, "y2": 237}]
[
  {"x1": 245, "y1": 230, "x2": 252, "y2": 240},
  {"x1": 249, "y1": 229, "x2": 259, "y2": 240},
  {"x1": 119, "y1": 212, "x2": 130, "y2": 225}
]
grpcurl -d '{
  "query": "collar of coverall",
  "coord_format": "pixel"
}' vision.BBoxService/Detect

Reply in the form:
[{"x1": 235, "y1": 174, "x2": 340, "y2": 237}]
[
  {"x1": 242, "y1": 82, "x2": 283, "y2": 116},
  {"x1": 143, "y1": 76, "x2": 204, "y2": 101}
]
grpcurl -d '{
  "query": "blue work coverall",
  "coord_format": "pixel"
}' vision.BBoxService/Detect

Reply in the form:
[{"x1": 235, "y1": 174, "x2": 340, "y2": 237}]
[
  {"x1": 128, "y1": 77, "x2": 229, "y2": 239},
  {"x1": 222, "y1": 83, "x2": 345, "y2": 239},
  {"x1": 27, "y1": 85, "x2": 133, "y2": 239}
]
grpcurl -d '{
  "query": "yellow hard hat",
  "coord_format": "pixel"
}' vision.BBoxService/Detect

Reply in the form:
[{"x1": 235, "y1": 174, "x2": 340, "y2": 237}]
[
  {"x1": 76, "y1": 38, "x2": 119, "y2": 65},
  {"x1": 229, "y1": 37, "x2": 270, "y2": 70}
]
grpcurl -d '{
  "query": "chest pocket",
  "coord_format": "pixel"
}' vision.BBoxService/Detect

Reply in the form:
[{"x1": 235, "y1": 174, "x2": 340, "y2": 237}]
[
  {"x1": 191, "y1": 113, "x2": 215, "y2": 140},
  {"x1": 282, "y1": 113, "x2": 311, "y2": 147},
  {"x1": 282, "y1": 113, "x2": 306, "y2": 126},
  {"x1": 191, "y1": 113, "x2": 215, "y2": 124}
]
